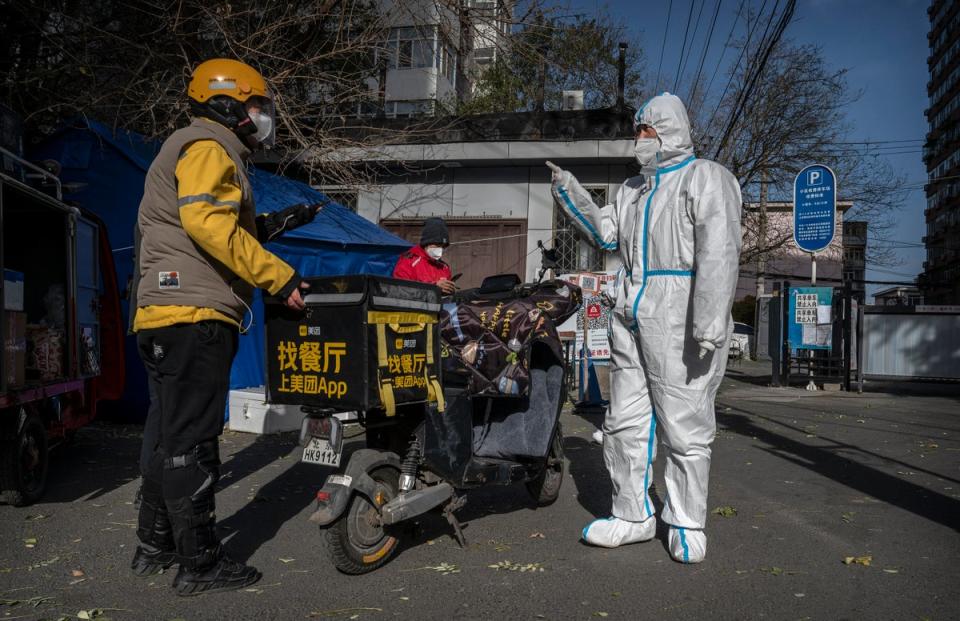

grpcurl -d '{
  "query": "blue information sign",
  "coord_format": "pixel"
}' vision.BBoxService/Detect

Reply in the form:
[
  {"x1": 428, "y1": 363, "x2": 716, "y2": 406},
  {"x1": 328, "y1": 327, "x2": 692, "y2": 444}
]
[
  {"x1": 793, "y1": 164, "x2": 836, "y2": 253},
  {"x1": 787, "y1": 287, "x2": 833, "y2": 351}
]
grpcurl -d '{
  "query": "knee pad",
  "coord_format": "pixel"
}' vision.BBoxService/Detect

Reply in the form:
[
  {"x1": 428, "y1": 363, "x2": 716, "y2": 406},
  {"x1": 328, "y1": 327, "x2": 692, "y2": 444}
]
[{"x1": 163, "y1": 440, "x2": 221, "y2": 500}]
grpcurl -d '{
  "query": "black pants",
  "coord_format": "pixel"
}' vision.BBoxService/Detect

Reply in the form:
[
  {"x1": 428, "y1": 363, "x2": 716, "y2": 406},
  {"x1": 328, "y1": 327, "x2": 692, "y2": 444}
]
[{"x1": 136, "y1": 321, "x2": 238, "y2": 567}]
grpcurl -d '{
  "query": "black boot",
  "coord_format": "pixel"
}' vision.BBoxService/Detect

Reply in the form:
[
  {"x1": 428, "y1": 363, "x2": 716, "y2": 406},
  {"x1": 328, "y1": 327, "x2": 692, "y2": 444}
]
[
  {"x1": 172, "y1": 546, "x2": 262, "y2": 597},
  {"x1": 131, "y1": 544, "x2": 177, "y2": 576},
  {"x1": 167, "y1": 489, "x2": 260, "y2": 596},
  {"x1": 131, "y1": 483, "x2": 177, "y2": 577}
]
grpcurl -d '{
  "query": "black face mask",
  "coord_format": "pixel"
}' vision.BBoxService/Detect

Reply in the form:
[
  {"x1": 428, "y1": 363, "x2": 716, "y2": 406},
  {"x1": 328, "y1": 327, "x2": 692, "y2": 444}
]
[{"x1": 189, "y1": 95, "x2": 257, "y2": 146}]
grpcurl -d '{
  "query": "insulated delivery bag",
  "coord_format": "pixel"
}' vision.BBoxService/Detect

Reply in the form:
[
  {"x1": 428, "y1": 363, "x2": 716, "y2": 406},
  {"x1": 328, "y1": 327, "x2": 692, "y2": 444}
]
[{"x1": 265, "y1": 275, "x2": 444, "y2": 415}]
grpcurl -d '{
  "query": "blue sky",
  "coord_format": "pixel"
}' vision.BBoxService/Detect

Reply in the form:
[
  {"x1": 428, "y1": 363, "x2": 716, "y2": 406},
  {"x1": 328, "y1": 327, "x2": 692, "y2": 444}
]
[{"x1": 567, "y1": 0, "x2": 930, "y2": 295}]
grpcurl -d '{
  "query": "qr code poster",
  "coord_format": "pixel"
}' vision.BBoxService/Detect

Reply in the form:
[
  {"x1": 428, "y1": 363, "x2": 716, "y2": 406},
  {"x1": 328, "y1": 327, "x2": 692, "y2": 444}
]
[{"x1": 559, "y1": 272, "x2": 616, "y2": 360}]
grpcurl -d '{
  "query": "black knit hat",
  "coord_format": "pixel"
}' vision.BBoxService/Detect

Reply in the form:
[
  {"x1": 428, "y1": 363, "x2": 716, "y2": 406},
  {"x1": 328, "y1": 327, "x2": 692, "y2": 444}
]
[{"x1": 420, "y1": 217, "x2": 449, "y2": 247}]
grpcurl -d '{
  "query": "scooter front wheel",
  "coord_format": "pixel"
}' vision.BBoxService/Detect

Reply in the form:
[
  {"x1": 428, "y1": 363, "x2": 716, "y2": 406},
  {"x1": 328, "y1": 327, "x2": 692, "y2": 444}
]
[{"x1": 324, "y1": 466, "x2": 401, "y2": 574}]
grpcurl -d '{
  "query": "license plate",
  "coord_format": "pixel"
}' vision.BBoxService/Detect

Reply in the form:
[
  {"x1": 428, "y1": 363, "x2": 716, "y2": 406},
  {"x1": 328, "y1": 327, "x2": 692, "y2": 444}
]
[{"x1": 301, "y1": 437, "x2": 342, "y2": 467}]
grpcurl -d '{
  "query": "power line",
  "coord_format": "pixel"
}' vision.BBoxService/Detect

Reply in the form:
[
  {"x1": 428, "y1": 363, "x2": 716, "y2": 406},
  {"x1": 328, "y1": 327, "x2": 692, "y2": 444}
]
[
  {"x1": 654, "y1": 0, "x2": 675, "y2": 92},
  {"x1": 674, "y1": 0, "x2": 699, "y2": 91},
  {"x1": 703, "y1": 0, "x2": 770, "y2": 136},
  {"x1": 713, "y1": 0, "x2": 796, "y2": 159},
  {"x1": 703, "y1": 0, "x2": 747, "y2": 100},
  {"x1": 690, "y1": 0, "x2": 725, "y2": 99},
  {"x1": 678, "y1": 0, "x2": 709, "y2": 90},
  {"x1": 738, "y1": 269, "x2": 918, "y2": 286}
]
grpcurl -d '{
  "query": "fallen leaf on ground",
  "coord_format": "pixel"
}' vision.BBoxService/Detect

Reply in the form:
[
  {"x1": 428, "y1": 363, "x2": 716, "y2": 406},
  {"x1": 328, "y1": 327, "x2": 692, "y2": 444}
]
[
  {"x1": 529, "y1": 532, "x2": 546, "y2": 539},
  {"x1": 309, "y1": 608, "x2": 383, "y2": 618},
  {"x1": 279, "y1": 558, "x2": 295, "y2": 564},
  {"x1": 841, "y1": 512, "x2": 855, "y2": 523},
  {"x1": 712, "y1": 506, "x2": 737, "y2": 518},
  {"x1": 882, "y1": 568, "x2": 899, "y2": 574},
  {"x1": 488, "y1": 560, "x2": 545, "y2": 572},
  {"x1": 28, "y1": 556, "x2": 60, "y2": 570},
  {"x1": 71, "y1": 569, "x2": 85, "y2": 577},
  {"x1": 594, "y1": 613, "x2": 609, "y2": 618},
  {"x1": 842, "y1": 555, "x2": 872, "y2": 566}
]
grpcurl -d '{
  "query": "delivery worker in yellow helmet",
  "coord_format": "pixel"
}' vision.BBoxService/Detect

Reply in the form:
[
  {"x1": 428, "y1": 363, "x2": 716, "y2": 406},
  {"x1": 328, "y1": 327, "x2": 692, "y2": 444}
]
[{"x1": 130, "y1": 58, "x2": 319, "y2": 596}]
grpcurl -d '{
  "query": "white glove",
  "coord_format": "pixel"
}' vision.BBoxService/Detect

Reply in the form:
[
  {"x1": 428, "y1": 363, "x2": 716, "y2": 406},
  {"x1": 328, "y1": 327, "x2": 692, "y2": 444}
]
[
  {"x1": 697, "y1": 340, "x2": 716, "y2": 360},
  {"x1": 546, "y1": 160, "x2": 563, "y2": 183}
]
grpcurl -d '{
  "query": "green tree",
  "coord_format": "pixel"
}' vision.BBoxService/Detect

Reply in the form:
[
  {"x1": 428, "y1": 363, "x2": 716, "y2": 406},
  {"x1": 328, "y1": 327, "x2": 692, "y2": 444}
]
[{"x1": 460, "y1": 10, "x2": 647, "y2": 114}]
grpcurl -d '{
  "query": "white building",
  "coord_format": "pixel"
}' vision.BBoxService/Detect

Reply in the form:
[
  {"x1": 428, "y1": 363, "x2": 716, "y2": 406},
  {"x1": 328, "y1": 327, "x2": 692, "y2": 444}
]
[
  {"x1": 317, "y1": 108, "x2": 636, "y2": 289},
  {"x1": 371, "y1": 0, "x2": 513, "y2": 118}
]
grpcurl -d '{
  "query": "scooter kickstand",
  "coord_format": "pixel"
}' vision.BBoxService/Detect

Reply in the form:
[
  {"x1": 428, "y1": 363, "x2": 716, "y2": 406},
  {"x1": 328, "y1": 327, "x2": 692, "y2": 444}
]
[{"x1": 443, "y1": 494, "x2": 468, "y2": 548}]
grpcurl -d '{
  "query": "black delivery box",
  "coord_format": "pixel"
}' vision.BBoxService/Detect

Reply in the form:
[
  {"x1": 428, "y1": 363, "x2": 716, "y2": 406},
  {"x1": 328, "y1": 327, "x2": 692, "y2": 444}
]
[{"x1": 265, "y1": 275, "x2": 443, "y2": 415}]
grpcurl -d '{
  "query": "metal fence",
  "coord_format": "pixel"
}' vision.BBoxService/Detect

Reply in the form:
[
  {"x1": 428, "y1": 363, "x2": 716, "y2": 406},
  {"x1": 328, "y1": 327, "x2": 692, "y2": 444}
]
[{"x1": 862, "y1": 307, "x2": 960, "y2": 380}]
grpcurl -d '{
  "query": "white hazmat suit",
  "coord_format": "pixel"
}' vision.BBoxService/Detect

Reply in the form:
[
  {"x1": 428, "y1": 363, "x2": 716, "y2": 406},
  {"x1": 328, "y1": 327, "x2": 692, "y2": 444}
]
[{"x1": 550, "y1": 93, "x2": 742, "y2": 563}]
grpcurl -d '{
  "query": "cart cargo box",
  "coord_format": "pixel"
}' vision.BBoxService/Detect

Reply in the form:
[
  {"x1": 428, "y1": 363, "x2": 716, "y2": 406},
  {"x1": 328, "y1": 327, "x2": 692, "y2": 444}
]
[{"x1": 265, "y1": 275, "x2": 443, "y2": 414}]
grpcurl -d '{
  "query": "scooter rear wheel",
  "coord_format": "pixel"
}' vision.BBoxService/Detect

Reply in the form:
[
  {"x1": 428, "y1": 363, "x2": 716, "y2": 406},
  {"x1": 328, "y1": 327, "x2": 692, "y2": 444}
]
[
  {"x1": 324, "y1": 466, "x2": 401, "y2": 574},
  {"x1": 526, "y1": 423, "x2": 564, "y2": 506}
]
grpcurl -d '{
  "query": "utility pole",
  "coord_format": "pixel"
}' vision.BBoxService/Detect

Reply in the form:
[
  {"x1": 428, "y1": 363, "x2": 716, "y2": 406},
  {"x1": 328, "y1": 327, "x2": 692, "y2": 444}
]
[
  {"x1": 753, "y1": 170, "x2": 768, "y2": 360},
  {"x1": 756, "y1": 170, "x2": 768, "y2": 300}
]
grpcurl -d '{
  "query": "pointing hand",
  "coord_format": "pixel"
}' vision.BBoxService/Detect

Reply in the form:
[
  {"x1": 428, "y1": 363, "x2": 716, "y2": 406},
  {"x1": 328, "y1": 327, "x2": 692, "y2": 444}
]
[{"x1": 546, "y1": 160, "x2": 563, "y2": 183}]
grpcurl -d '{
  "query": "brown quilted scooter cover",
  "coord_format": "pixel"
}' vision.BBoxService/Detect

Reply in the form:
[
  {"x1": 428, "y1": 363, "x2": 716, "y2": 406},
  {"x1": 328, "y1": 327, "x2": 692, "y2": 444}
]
[{"x1": 439, "y1": 280, "x2": 582, "y2": 397}]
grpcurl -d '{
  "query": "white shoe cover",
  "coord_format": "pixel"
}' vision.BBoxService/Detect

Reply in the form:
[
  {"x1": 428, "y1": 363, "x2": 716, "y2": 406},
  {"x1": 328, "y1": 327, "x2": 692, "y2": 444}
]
[
  {"x1": 668, "y1": 527, "x2": 706, "y2": 563},
  {"x1": 591, "y1": 429, "x2": 603, "y2": 445},
  {"x1": 582, "y1": 516, "x2": 655, "y2": 548}
]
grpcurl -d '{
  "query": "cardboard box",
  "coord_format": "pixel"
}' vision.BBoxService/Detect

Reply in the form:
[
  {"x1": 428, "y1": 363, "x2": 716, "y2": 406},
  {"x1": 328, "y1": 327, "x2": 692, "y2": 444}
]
[
  {"x1": 4, "y1": 311, "x2": 26, "y2": 388},
  {"x1": 26, "y1": 325, "x2": 64, "y2": 381},
  {"x1": 3, "y1": 269, "x2": 24, "y2": 312}
]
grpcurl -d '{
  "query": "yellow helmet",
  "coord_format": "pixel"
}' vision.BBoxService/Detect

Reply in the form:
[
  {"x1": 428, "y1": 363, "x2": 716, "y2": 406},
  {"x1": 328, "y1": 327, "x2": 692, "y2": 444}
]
[
  {"x1": 187, "y1": 58, "x2": 275, "y2": 147},
  {"x1": 188, "y1": 58, "x2": 267, "y2": 104}
]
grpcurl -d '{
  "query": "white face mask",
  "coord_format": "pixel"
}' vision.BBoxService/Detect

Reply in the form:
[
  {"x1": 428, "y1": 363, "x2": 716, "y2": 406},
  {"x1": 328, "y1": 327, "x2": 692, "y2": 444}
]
[
  {"x1": 426, "y1": 246, "x2": 444, "y2": 260},
  {"x1": 634, "y1": 137, "x2": 660, "y2": 170},
  {"x1": 248, "y1": 110, "x2": 274, "y2": 146}
]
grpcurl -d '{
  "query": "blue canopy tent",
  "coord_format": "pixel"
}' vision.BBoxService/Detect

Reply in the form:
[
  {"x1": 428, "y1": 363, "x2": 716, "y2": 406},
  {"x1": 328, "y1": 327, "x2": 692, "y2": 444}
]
[{"x1": 30, "y1": 120, "x2": 411, "y2": 419}]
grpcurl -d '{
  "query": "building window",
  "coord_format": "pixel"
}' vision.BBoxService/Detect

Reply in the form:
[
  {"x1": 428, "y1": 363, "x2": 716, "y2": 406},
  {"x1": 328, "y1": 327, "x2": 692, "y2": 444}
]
[
  {"x1": 474, "y1": 46, "x2": 495, "y2": 65},
  {"x1": 386, "y1": 27, "x2": 436, "y2": 69},
  {"x1": 554, "y1": 186, "x2": 607, "y2": 273},
  {"x1": 438, "y1": 38, "x2": 457, "y2": 82},
  {"x1": 384, "y1": 99, "x2": 436, "y2": 118}
]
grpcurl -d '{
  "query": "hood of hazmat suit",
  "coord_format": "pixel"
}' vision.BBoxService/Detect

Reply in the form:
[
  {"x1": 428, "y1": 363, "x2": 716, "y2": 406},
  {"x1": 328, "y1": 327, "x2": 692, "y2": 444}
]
[{"x1": 550, "y1": 93, "x2": 742, "y2": 562}]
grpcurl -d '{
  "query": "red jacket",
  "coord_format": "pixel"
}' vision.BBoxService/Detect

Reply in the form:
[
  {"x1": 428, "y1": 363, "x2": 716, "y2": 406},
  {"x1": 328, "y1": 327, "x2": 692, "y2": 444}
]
[{"x1": 393, "y1": 245, "x2": 452, "y2": 284}]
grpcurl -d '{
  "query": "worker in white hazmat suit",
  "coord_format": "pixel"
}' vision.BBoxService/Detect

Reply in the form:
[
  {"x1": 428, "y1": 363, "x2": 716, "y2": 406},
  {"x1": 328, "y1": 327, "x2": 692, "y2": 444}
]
[{"x1": 547, "y1": 92, "x2": 741, "y2": 563}]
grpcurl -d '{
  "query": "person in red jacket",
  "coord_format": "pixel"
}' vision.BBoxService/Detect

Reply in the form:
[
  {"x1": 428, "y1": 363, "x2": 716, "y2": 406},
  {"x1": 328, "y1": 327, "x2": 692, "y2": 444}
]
[{"x1": 393, "y1": 217, "x2": 456, "y2": 294}]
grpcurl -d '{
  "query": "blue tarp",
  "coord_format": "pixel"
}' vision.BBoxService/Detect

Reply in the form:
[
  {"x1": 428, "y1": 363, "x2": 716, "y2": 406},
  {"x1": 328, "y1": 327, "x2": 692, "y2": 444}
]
[{"x1": 30, "y1": 119, "x2": 411, "y2": 419}]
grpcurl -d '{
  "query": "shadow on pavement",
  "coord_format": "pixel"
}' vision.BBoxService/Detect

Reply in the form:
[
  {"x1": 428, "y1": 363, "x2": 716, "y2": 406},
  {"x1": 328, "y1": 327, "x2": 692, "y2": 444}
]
[
  {"x1": 720, "y1": 404, "x2": 960, "y2": 532},
  {"x1": 215, "y1": 433, "x2": 367, "y2": 563},
  {"x1": 38, "y1": 423, "x2": 143, "y2": 505},
  {"x1": 860, "y1": 380, "x2": 960, "y2": 400},
  {"x1": 724, "y1": 367, "x2": 774, "y2": 387},
  {"x1": 565, "y1": 435, "x2": 611, "y2": 519}
]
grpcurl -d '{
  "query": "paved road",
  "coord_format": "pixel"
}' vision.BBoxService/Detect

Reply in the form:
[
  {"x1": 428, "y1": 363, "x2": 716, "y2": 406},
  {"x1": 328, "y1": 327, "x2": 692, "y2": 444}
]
[{"x1": 2, "y1": 364, "x2": 958, "y2": 620}]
